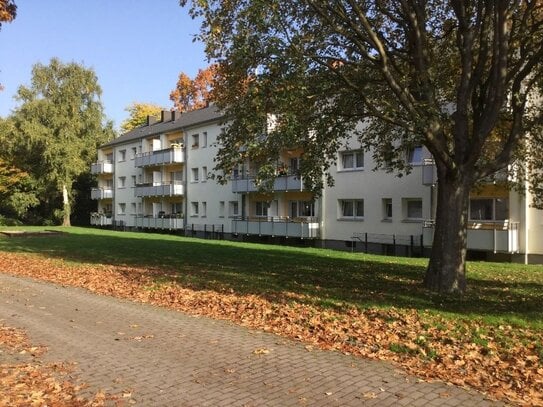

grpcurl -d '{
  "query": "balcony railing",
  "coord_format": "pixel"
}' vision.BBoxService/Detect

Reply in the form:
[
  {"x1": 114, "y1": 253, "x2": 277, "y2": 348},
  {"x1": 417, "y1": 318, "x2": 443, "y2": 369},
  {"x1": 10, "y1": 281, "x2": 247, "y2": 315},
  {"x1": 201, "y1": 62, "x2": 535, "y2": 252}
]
[
  {"x1": 91, "y1": 161, "x2": 113, "y2": 174},
  {"x1": 232, "y1": 216, "x2": 319, "y2": 239},
  {"x1": 423, "y1": 220, "x2": 519, "y2": 253},
  {"x1": 90, "y1": 213, "x2": 112, "y2": 226},
  {"x1": 134, "y1": 216, "x2": 184, "y2": 230},
  {"x1": 91, "y1": 188, "x2": 113, "y2": 200},
  {"x1": 135, "y1": 147, "x2": 184, "y2": 167},
  {"x1": 134, "y1": 182, "x2": 184, "y2": 197},
  {"x1": 231, "y1": 174, "x2": 303, "y2": 193}
]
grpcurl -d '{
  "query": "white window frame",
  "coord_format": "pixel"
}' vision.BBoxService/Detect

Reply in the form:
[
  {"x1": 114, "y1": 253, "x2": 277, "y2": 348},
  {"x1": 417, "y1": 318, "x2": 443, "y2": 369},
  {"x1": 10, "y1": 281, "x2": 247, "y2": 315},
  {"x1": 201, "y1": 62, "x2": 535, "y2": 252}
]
[
  {"x1": 191, "y1": 134, "x2": 199, "y2": 149},
  {"x1": 202, "y1": 166, "x2": 208, "y2": 182},
  {"x1": 338, "y1": 199, "x2": 364, "y2": 220},
  {"x1": 201, "y1": 201, "x2": 207, "y2": 218},
  {"x1": 403, "y1": 198, "x2": 423, "y2": 221},
  {"x1": 383, "y1": 198, "x2": 393, "y2": 220},
  {"x1": 191, "y1": 168, "x2": 199, "y2": 182},
  {"x1": 202, "y1": 132, "x2": 208, "y2": 148},
  {"x1": 229, "y1": 201, "x2": 239, "y2": 217},
  {"x1": 469, "y1": 198, "x2": 508, "y2": 221},
  {"x1": 190, "y1": 202, "x2": 199, "y2": 217},
  {"x1": 118, "y1": 176, "x2": 126, "y2": 188},
  {"x1": 255, "y1": 201, "x2": 269, "y2": 217},
  {"x1": 407, "y1": 146, "x2": 423, "y2": 165},
  {"x1": 118, "y1": 203, "x2": 126, "y2": 215},
  {"x1": 339, "y1": 150, "x2": 364, "y2": 171},
  {"x1": 118, "y1": 149, "x2": 126, "y2": 162}
]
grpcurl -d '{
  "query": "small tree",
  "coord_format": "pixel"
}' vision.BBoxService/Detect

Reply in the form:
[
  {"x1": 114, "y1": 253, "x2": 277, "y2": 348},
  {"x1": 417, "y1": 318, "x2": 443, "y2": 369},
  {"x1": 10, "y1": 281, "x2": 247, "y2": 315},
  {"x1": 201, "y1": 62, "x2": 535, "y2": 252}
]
[
  {"x1": 183, "y1": 0, "x2": 543, "y2": 294},
  {"x1": 8, "y1": 58, "x2": 114, "y2": 226},
  {"x1": 120, "y1": 102, "x2": 165, "y2": 133}
]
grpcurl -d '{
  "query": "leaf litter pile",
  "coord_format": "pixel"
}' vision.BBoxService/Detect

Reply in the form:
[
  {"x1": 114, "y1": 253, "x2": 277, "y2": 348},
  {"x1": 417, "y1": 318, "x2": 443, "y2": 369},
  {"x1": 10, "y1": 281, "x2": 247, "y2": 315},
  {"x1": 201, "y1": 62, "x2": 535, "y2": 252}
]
[
  {"x1": 1, "y1": 252, "x2": 542, "y2": 406},
  {"x1": 0, "y1": 323, "x2": 118, "y2": 406}
]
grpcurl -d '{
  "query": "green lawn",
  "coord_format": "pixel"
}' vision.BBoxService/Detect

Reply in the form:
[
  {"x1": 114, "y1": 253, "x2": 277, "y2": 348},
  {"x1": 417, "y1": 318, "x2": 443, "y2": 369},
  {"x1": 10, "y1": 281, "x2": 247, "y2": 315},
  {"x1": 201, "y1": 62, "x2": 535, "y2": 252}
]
[{"x1": 1, "y1": 226, "x2": 542, "y2": 330}]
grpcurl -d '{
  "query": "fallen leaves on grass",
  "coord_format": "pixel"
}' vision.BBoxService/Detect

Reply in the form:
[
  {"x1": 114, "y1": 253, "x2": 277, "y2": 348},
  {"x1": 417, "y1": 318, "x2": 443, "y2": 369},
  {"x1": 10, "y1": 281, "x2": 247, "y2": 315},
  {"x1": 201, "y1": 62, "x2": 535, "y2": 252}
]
[{"x1": 1, "y1": 252, "x2": 542, "y2": 406}]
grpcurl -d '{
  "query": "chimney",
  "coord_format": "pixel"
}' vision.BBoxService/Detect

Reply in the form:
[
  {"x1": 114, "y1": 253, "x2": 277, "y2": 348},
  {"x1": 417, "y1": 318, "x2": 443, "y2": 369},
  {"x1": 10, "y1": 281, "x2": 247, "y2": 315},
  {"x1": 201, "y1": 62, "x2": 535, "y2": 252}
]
[
  {"x1": 147, "y1": 115, "x2": 158, "y2": 126},
  {"x1": 161, "y1": 110, "x2": 174, "y2": 123}
]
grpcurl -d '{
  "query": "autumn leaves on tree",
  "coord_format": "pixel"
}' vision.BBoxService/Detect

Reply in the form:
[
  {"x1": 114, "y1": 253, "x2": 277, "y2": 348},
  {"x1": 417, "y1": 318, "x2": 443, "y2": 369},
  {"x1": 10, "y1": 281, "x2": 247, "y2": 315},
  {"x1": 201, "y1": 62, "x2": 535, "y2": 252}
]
[{"x1": 170, "y1": 65, "x2": 216, "y2": 112}]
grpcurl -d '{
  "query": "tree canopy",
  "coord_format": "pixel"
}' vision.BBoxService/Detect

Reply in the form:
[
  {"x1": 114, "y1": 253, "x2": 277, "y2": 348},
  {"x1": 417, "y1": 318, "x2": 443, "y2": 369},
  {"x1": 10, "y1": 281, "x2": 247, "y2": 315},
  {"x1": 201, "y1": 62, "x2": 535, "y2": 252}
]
[
  {"x1": 120, "y1": 102, "x2": 165, "y2": 133},
  {"x1": 170, "y1": 65, "x2": 217, "y2": 112},
  {"x1": 4, "y1": 58, "x2": 114, "y2": 226},
  {"x1": 0, "y1": 0, "x2": 16, "y2": 29},
  {"x1": 183, "y1": 0, "x2": 543, "y2": 294}
]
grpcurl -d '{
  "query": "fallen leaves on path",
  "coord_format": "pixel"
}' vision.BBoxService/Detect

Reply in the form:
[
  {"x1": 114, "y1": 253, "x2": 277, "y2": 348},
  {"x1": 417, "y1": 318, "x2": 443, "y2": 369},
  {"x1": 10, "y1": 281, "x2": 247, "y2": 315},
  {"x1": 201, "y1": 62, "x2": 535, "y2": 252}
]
[
  {"x1": 1, "y1": 252, "x2": 542, "y2": 406},
  {"x1": 0, "y1": 323, "x2": 118, "y2": 406}
]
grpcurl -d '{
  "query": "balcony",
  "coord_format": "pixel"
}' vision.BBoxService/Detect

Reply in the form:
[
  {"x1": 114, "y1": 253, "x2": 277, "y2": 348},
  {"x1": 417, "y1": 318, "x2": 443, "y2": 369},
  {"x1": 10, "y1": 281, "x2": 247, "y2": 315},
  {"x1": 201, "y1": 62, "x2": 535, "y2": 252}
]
[
  {"x1": 231, "y1": 175, "x2": 303, "y2": 193},
  {"x1": 134, "y1": 182, "x2": 184, "y2": 197},
  {"x1": 134, "y1": 216, "x2": 184, "y2": 230},
  {"x1": 135, "y1": 147, "x2": 184, "y2": 167},
  {"x1": 91, "y1": 161, "x2": 113, "y2": 174},
  {"x1": 91, "y1": 188, "x2": 113, "y2": 200},
  {"x1": 90, "y1": 213, "x2": 112, "y2": 226},
  {"x1": 423, "y1": 220, "x2": 519, "y2": 253},
  {"x1": 232, "y1": 216, "x2": 319, "y2": 239}
]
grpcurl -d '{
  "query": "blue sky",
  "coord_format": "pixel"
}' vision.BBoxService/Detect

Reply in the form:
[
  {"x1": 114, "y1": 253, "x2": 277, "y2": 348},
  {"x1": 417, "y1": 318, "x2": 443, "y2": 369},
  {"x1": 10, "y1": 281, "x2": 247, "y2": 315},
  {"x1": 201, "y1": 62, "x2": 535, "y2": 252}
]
[{"x1": 0, "y1": 0, "x2": 207, "y2": 130}]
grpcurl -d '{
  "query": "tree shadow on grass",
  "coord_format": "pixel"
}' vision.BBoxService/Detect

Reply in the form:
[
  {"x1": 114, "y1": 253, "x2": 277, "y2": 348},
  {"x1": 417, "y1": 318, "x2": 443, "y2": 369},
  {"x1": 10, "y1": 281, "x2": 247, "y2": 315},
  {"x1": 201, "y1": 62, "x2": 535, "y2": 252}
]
[{"x1": 1, "y1": 228, "x2": 542, "y2": 326}]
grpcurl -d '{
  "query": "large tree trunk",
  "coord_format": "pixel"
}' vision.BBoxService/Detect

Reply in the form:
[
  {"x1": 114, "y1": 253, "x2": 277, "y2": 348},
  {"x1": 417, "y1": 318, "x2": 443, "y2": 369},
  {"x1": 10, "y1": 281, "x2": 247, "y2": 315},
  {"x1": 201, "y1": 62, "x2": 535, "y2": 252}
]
[
  {"x1": 62, "y1": 184, "x2": 71, "y2": 227},
  {"x1": 424, "y1": 166, "x2": 471, "y2": 294}
]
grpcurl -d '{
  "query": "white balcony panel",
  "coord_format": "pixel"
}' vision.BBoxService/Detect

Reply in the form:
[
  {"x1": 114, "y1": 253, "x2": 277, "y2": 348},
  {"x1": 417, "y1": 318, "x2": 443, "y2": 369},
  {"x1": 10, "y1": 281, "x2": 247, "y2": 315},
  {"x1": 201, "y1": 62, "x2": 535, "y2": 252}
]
[
  {"x1": 135, "y1": 147, "x2": 184, "y2": 167},
  {"x1": 134, "y1": 217, "x2": 184, "y2": 230},
  {"x1": 90, "y1": 214, "x2": 112, "y2": 226},
  {"x1": 232, "y1": 218, "x2": 319, "y2": 238},
  {"x1": 231, "y1": 175, "x2": 303, "y2": 193},
  {"x1": 134, "y1": 183, "x2": 184, "y2": 197},
  {"x1": 91, "y1": 162, "x2": 113, "y2": 174},
  {"x1": 91, "y1": 188, "x2": 113, "y2": 200},
  {"x1": 423, "y1": 221, "x2": 519, "y2": 253}
]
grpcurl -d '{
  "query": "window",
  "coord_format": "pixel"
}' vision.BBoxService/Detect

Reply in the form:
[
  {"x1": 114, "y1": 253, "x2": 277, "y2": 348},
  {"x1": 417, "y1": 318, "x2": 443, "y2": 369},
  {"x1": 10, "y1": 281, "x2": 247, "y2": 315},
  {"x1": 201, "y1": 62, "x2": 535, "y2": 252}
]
[
  {"x1": 191, "y1": 202, "x2": 199, "y2": 216},
  {"x1": 340, "y1": 150, "x2": 364, "y2": 170},
  {"x1": 290, "y1": 158, "x2": 300, "y2": 174},
  {"x1": 383, "y1": 198, "x2": 393, "y2": 220},
  {"x1": 201, "y1": 201, "x2": 207, "y2": 217},
  {"x1": 255, "y1": 201, "x2": 269, "y2": 217},
  {"x1": 106, "y1": 153, "x2": 113, "y2": 163},
  {"x1": 131, "y1": 147, "x2": 137, "y2": 159},
  {"x1": 229, "y1": 201, "x2": 239, "y2": 217},
  {"x1": 202, "y1": 132, "x2": 208, "y2": 148},
  {"x1": 289, "y1": 201, "x2": 315, "y2": 218},
  {"x1": 131, "y1": 203, "x2": 137, "y2": 214},
  {"x1": 202, "y1": 166, "x2": 208, "y2": 182},
  {"x1": 470, "y1": 198, "x2": 508, "y2": 221},
  {"x1": 219, "y1": 201, "x2": 225, "y2": 218},
  {"x1": 407, "y1": 146, "x2": 423, "y2": 164},
  {"x1": 171, "y1": 203, "x2": 183, "y2": 215},
  {"x1": 191, "y1": 134, "x2": 199, "y2": 148},
  {"x1": 118, "y1": 150, "x2": 126, "y2": 162},
  {"x1": 404, "y1": 199, "x2": 423, "y2": 219},
  {"x1": 131, "y1": 176, "x2": 136, "y2": 187},
  {"x1": 339, "y1": 199, "x2": 364, "y2": 219},
  {"x1": 118, "y1": 203, "x2": 126, "y2": 215},
  {"x1": 118, "y1": 176, "x2": 126, "y2": 188},
  {"x1": 191, "y1": 168, "x2": 199, "y2": 182}
]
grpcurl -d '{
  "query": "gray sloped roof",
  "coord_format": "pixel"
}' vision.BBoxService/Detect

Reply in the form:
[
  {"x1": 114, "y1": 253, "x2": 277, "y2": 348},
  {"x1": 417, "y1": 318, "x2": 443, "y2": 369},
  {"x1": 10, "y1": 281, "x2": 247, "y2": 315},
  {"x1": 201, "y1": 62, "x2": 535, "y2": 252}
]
[{"x1": 101, "y1": 105, "x2": 225, "y2": 148}]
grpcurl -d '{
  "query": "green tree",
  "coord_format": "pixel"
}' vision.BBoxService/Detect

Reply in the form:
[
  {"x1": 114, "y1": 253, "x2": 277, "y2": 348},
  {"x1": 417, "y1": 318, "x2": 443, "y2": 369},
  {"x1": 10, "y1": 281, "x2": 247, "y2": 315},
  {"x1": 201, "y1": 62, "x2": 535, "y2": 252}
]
[
  {"x1": 120, "y1": 102, "x2": 165, "y2": 133},
  {"x1": 183, "y1": 1, "x2": 543, "y2": 294},
  {"x1": 8, "y1": 58, "x2": 114, "y2": 226}
]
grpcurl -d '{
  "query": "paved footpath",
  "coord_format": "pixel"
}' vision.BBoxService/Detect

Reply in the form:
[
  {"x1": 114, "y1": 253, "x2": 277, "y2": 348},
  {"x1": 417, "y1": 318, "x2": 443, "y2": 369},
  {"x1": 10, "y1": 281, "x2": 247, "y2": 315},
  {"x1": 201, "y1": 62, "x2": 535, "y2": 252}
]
[{"x1": 0, "y1": 273, "x2": 501, "y2": 406}]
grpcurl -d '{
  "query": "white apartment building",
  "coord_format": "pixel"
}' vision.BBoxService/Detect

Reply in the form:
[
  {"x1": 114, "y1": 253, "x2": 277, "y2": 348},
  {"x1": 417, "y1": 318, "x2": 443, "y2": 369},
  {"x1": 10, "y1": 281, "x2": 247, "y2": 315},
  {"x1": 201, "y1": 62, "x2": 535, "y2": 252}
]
[{"x1": 91, "y1": 105, "x2": 543, "y2": 263}]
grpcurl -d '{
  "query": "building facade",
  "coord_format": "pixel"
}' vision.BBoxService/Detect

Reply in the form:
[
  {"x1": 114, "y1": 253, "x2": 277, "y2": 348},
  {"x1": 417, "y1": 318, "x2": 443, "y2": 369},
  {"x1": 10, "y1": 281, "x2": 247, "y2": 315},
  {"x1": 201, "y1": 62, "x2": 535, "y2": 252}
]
[{"x1": 91, "y1": 105, "x2": 543, "y2": 263}]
